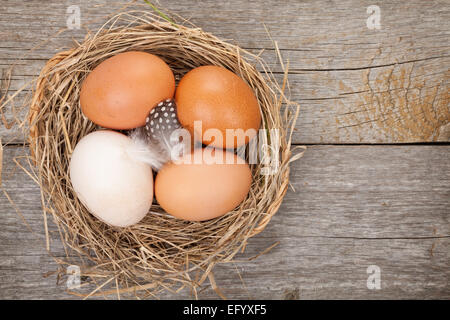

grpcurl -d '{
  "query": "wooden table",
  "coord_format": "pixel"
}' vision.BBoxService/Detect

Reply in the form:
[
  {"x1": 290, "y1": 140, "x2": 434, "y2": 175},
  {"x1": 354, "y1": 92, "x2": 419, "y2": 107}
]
[{"x1": 0, "y1": 0, "x2": 449, "y2": 299}]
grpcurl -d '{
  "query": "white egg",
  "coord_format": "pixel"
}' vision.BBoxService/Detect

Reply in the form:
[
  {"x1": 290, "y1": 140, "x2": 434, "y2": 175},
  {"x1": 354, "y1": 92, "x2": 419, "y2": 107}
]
[{"x1": 69, "y1": 130, "x2": 153, "y2": 227}]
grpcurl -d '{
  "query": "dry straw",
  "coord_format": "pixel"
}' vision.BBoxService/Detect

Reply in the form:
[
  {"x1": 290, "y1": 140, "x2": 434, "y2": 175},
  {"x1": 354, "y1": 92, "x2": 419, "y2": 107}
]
[{"x1": 11, "y1": 9, "x2": 303, "y2": 298}]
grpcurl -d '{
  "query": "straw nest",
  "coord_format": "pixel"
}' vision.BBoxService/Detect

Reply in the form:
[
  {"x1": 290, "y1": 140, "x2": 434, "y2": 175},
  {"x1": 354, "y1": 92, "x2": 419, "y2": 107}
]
[{"x1": 27, "y1": 11, "x2": 301, "y2": 298}]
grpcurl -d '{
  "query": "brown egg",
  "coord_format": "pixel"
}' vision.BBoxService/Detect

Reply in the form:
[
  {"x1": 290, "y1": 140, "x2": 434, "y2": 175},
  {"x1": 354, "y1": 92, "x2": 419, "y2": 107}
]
[
  {"x1": 80, "y1": 51, "x2": 175, "y2": 130},
  {"x1": 155, "y1": 148, "x2": 252, "y2": 221},
  {"x1": 175, "y1": 65, "x2": 261, "y2": 149}
]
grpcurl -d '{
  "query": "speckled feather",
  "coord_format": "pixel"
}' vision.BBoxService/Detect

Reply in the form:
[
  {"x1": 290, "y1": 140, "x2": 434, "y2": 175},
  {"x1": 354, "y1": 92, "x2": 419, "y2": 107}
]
[
  {"x1": 127, "y1": 99, "x2": 183, "y2": 171},
  {"x1": 145, "y1": 99, "x2": 181, "y2": 141}
]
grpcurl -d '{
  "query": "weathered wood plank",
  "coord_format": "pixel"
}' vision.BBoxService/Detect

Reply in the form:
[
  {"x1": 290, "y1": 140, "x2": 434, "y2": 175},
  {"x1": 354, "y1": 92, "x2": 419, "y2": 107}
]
[
  {"x1": 1, "y1": 0, "x2": 449, "y2": 144},
  {"x1": 1, "y1": 144, "x2": 448, "y2": 299},
  {"x1": 1, "y1": 238, "x2": 448, "y2": 299},
  {"x1": 2, "y1": 55, "x2": 449, "y2": 144}
]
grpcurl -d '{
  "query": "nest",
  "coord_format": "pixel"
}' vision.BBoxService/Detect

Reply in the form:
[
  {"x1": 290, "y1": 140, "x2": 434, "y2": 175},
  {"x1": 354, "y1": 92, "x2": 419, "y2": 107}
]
[{"x1": 27, "y1": 11, "x2": 301, "y2": 298}]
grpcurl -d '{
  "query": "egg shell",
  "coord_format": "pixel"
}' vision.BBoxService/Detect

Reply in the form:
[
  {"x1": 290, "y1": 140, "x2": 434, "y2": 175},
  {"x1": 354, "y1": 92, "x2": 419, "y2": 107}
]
[
  {"x1": 155, "y1": 148, "x2": 252, "y2": 221},
  {"x1": 69, "y1": 130, "x2": 154, "y2": 227},
  {"x1": 175, "y1": 65, "x2": 261, "y2": 149},
  {"x1": 80, "y1": 51, "x2": 175, "y2": 130}
]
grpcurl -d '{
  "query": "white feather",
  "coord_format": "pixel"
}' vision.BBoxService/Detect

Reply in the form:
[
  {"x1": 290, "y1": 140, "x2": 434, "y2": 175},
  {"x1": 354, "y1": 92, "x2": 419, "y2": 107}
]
[{"x1": 127, "y1": 128, "x2": 169, "y2": 171}]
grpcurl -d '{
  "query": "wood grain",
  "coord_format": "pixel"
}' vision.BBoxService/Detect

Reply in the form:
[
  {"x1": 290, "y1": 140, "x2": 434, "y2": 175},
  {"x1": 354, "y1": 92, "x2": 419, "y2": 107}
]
[
  {"x1": 1, "y1": 0, "x2": 449, "y2": 301},
  {"x1": 1, "y1": 144, "x2": 448, "y2": 299},
  {"x1": 1, "y1": 0, "x2": 449, "y2": 144}
]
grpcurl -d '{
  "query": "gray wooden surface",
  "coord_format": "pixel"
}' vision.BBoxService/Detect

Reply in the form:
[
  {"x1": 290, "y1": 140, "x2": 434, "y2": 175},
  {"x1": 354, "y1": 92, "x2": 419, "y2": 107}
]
[
  {"x1": 1, "y1": 0, "x2": 449, "y2": 144},
  {"x1": 0, "y1": 0, "x2": 449, "y2": 299}
]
